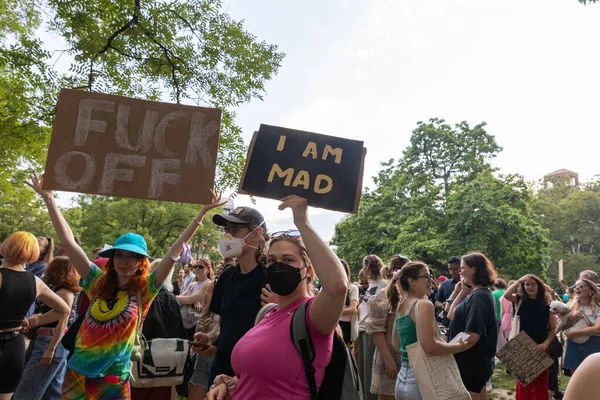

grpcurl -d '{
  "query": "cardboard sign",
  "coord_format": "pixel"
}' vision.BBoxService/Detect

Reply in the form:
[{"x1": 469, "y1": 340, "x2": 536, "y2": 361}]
[
  {"x1": 559, "y1": 259, "x2": 564, "y2": 282},
  {"x1": 238, "y1": 124, "x2": 366, "y2": 213},
  {"x1": 43, "y1": 89, "x2": 221, "y2": 204},
  {"x1": 496, "y1": 331, "x2": 554, "y2": 387}
]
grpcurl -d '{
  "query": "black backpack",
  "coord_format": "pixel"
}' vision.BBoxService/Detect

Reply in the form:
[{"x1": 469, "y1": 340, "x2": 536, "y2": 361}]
[{"x1": 257, "y1": 301, "x2": 363, "y2": 400}]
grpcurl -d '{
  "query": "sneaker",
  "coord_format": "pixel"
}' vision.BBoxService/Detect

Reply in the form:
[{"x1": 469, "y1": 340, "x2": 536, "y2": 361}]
[{"x1": 486, "y1": 381, "x2": 492, "y2": 392}]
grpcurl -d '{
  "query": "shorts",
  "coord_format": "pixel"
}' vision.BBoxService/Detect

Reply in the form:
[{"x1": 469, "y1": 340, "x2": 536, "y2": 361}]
[
  {"x1": 61, "y1": 369, "x2": 131, "y2": 399},
  {"x1": 564, "y1": 336, "x2": 600, "y2": 371},
  {"x1": 395, "y1": 359, "x2": 422, "y2": 400},
  {"x1": 190, "y1": 354, "x2": 215, "y2": 389},
  {"x1": 457, "y1": 356, "x2": 493, "y2": 394},
  {"x1": 0, "y1": 332, "x2": 25, "y2": 393}
]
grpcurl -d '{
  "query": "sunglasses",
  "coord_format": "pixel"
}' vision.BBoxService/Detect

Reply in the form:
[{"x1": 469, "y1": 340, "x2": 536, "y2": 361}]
[
  {"x1": 222, "y1": 224, "x2": 249, "y2": 235},
  {"x1": 271, "y1": 230, "x2": 301, "y2": 239},
  {"x1": 192, "y1": 264, "x2": 206, "y2": 270},
  {"x1": 575, "y1": 283, "x2": 586, "y2": 290}
]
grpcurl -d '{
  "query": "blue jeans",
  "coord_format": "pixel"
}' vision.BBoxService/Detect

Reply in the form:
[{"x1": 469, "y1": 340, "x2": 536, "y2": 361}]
[
  {"x1": 395, "y1": 359, "x2": 422, "y2": 400},
  {"x1": 12, "y1": 333, "x2": 69, "y2": 400},
  {"x1": 564, "y1": 335, "x2": 600, "y2": 371}
]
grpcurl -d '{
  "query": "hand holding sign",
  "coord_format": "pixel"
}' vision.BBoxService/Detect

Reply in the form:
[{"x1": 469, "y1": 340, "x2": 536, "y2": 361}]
[
  {"x1": 239, "y1": 124, "x2": 366, "y2": 213},
  {"x1": 25, "y1": 172, "x2": 53, "y2": 201},
  {"x1": 278, "y1": 195, "x2": 309, "y2": 226}
]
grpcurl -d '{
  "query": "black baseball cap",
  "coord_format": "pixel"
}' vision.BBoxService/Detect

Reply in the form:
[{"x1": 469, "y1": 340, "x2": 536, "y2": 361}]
[{"x1": 213, "y1": 206, "x2": 267, "y2": 233}]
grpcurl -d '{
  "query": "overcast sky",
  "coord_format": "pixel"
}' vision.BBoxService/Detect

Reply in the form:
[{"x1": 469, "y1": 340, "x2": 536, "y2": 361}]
[{"x1": 55, "y1": 0, "x2": 600, "y2": 243}]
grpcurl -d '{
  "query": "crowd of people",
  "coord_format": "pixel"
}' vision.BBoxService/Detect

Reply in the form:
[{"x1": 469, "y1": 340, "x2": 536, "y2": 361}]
[{"x1": 0, "y1": 176, "x2": 599, "y2": 399}]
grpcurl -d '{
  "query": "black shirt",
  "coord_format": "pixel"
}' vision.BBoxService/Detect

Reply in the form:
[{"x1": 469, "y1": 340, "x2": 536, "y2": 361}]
[
  {"x1": 449, "y1": 289, "x2": 497, "y2": 369},
  {"x1": 436, "y1": 278, "x2": 458, "y2": 326},
  {"x1": 517, "y1": 297, "x2": 550, "y2": 344},
  {"x1": 209, "y1": 264, "x2": 266, "y2": 357},
  {"x1": 142, "y1": 288, "x2": 185, "y2": 340}
]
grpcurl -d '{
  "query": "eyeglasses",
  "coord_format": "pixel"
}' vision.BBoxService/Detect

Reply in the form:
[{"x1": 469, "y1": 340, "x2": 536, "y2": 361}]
[
  {"x1": 271, "y1": 230, "x2": 301, "y2": 238},
  {"x1": 575, "y1": 284, "x2": 586, "y2": 290},
  {"x1": 416, "y1": 274, "x2": 434, "y2": 280}
]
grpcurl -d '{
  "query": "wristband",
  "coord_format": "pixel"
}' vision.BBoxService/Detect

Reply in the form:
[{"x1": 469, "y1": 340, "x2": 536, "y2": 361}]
[{"x1": 168, "y1": 251, "x2": 181, "y2": 262}]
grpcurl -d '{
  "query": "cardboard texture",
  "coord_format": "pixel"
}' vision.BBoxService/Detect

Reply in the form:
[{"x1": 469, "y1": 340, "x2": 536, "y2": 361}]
[
  {"x1": 238, "y1": 124, "x2": 366, "y2": 213},
  {"x1": 43, "y1": 89, "x2": 221, "y2": 204},
  {"x1": 496, "y1": 331, "x2": 554, "y2": 387},
  {"x1": 559, "y1": 259, "x2": 564, "y2": 282}
]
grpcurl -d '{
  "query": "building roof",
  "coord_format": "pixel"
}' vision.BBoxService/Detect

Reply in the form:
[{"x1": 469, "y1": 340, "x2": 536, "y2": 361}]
[{"x1": 544, "y1": 168, "x2": 578, "y2": 177}]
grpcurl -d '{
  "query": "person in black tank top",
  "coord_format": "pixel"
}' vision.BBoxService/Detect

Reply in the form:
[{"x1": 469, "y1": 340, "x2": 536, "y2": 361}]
[
  {"x1": 0, "y1": 232, "x2": 70, "y2": 399},
  {"x1": 13, "y1": 257, "x2": 82, "y2": 400}
]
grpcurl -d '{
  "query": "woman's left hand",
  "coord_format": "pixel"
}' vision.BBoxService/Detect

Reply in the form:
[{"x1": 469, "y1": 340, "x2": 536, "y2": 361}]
[
  {"x1": 533, "y1": 342, "x2": 549, "y2": 354},
  {"x1": 278, "y1": 195, "x2": 309, "y2": 225},
  {"x1": 200, "y1": 189, "x2": 227, "y2": 216},
  {"x1": 40, "y1": 347, "x2": 55, "y2": 365}
]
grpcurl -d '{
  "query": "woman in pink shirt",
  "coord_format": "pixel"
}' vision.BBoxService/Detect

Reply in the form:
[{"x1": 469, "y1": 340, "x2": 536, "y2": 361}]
[
  {"x1": 500, "y1": 280, "x2": 515, "y2": 339},
  {"x1": 206, "y1": 195, "x2": 348, "y2": 400}
]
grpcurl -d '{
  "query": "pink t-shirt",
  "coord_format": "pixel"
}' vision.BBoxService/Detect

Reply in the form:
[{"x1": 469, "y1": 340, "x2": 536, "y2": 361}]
[{"x1": 230, "y1": 297, "x2": 334, "y2": 400}]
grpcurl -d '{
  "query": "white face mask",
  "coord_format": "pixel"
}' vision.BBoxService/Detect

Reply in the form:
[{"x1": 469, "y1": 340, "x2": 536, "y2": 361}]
[{"x1": 218, "y1": 222, "x2": 264, "y2": 259}]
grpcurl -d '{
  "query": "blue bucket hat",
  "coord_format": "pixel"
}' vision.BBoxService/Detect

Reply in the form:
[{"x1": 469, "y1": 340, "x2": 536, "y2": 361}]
[{"x1": 98, "y1": 233, "x2": 150, "y2": 259}]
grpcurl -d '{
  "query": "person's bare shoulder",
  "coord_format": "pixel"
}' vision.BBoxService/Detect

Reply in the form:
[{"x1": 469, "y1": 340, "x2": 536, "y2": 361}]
[{"x1": 564, "y1": 353, "x2": 600, "y2": 400}]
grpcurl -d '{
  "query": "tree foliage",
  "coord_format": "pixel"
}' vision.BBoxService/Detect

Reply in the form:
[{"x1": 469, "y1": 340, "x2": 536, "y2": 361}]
[
  {"x1": 332, "y1": 119, "x2": 548, "y2": 280},
  {"x1": 0, "y1": 0, "x2": 284, "y2": 189},
  {"x1": 61, "y1": 195, "x2": 223, "y2": 260},
  {"x1": 532, "y1": 178, "x2": 600, "y2": 290}
]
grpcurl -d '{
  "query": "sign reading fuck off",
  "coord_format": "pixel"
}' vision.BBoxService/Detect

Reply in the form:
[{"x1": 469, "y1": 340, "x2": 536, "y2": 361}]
[
  {"x1": 43, "y1": 89, "x2": 221, "y2": 204},
  {"x1": 239, "y1": 124, "x2": 367, "y2": 213}
]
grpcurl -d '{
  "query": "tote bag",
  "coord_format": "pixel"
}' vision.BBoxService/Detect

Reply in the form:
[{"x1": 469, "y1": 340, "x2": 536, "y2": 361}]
[
  {"x1": 508, "y1": 300, "x2": 522, "y2": 341},
  {"x1": 406, "y1": 301, "x2": 471, "y2": 400}
]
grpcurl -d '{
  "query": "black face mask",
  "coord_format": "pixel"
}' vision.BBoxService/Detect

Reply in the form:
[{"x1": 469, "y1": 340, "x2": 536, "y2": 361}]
[{"x1": 266, "y1": 262, "x2": 306, "y2": 296}]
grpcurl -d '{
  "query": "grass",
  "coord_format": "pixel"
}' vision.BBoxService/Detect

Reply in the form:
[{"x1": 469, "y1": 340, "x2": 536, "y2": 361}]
[
  {"x1": 176, "y1": 362, "x2": 571, "y2": 400},
  {"x1": 488, "y1": 363, "x2": 570, "y2": 400}
]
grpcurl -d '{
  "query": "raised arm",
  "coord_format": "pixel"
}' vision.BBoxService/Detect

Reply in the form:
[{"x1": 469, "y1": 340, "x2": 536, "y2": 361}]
[
  {"x1": 504, "y1": 276, "x2": 525, "y2": 304},
  {"x1": 177, "y1": 282, "x2": 210, "y2": 305},
  {"x1": 26, "y1": 173, "x2": 92, "y2": 279},
  {"x1": 153, "y1": 190, "x2": 225, "y2": 287},
  {"x1": 279, "y1": 196, "x2": 348, "y2": 335}
]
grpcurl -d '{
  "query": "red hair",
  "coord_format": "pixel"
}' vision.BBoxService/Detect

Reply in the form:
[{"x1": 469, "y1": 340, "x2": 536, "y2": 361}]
[
  {"x1": 44, "y1": 256, "x2": 82, "y2": 294},
  {"x1": 94, "y1": 256, "x2": 150, "y2": 301}
]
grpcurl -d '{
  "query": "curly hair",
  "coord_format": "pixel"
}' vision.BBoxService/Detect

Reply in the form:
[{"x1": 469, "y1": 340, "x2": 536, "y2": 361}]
[
  {"x1": 93, "y1": 256, "x2": 150, "y2": 301},
  {"x1": 518, "y1": 274, "x2": 550, "y2": 305},
  {"x1": 44, "y1": 256, "x2": 81, "y2": 294}
]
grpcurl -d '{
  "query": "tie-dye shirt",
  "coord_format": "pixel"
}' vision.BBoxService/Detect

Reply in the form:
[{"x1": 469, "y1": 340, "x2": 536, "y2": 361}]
[{"x1": 67, "y1": 263, "x2": 162, "y2": 379}]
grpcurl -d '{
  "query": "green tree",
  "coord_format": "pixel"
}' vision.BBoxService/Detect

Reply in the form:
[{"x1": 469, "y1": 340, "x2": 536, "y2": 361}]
[
  {"x1": 332, "y1": 119, "x2": 549, "y2": 280},
  {"x1": 532, "y1": 178, "x2": 600, "y2": 290},
  {"x1": 0, "y1": 0, "x2": 284, "y2": 189},
  {"x1": 446, "y1": 172, "x2": 549, "y2": 278},
  {"x1": 67, "y1": 195, "x2": 223, "y2": 260}
]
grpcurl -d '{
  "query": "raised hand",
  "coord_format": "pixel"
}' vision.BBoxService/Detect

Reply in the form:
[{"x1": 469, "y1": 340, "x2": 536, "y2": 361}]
[
  {"x1": 25, "y1": 172, "x2": 53, "y2": 201},
  {"x1": 200, "y1": 189, "x2": 227, "y2": 215},
  {"x1": 278, "y1": 195, "x2": 309, "y2": 226}
]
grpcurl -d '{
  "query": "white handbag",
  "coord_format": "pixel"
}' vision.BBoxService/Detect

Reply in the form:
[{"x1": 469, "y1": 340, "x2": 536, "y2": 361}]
[
  {"x1": 508, "y1": 300, "x2": 522, "y2": 341},
  {"x1": 406, "y1": 301, "x2": 471, "y2": 400}
]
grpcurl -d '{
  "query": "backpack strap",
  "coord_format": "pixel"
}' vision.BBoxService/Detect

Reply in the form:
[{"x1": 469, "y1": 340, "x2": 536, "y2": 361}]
[
  {"x1": 255, "y1": 303, "x2": 278, "y2": 326},
  {"x1": 291, "y1": 300, "x2": 318, "y2": 400}
]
